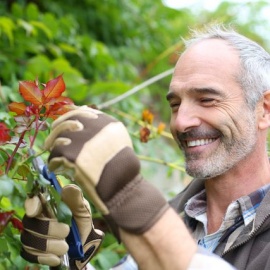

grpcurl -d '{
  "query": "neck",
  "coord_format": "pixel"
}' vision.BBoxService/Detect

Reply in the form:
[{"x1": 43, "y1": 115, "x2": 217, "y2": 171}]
[{"x1": 204, "y1": 151, "x2": 270, "y2": 234}]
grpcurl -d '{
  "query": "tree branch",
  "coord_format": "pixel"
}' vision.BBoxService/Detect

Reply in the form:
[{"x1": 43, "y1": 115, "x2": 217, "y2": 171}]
[{"x1": 98, "y1": 68, "x2": 174, "y2": 109}]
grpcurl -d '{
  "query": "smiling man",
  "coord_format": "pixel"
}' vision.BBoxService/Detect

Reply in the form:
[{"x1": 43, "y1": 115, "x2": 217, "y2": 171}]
[
  {"x1": 168, "y1": 38, "x2": 259, "y2": 181},
  {"x1": 167, "y1": 25, "x2": 270, "y2": 268},
  {"x1": 21, "y1": 25, "x2": 270, "y2": 270}
]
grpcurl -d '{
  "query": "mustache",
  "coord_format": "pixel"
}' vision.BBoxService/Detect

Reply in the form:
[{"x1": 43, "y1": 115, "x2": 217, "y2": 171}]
[{"x1": 176, "y1": 128, "x2": 222, "y2": 141}]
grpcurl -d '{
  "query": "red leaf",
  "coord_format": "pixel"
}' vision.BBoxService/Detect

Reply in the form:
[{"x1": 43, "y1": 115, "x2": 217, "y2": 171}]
[
  {"x1": 0, "y1": 122, "x2": 11, "y2": 144},
  {"x1": 43, "y1": 74, "x2": 66, "y2": 101},
  {"x1": 0, "y1": 211, "x2": 14, "y2": 233},
  {"x1": 45, "y1": 96, "x2": 74, "y2": 119},
  {"x1": 19, "y1": 81, "x2": 42, "y2": 105},
  {"x1": 10, "y1": 217, "x2": 23, "y2": 232},
  {"x1": 8, "y1": 102, "x2": 27, "y2": 115},
  {"x1": 46, "y1": 96, "x2": 74, "y2": 106}
]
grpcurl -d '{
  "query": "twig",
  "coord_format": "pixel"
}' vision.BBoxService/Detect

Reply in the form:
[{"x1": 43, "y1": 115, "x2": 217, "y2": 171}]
[
  {"x1": 137, "y1": 154, "x2": 185, "y2": 172},
  {"x1": 98, "y1": 68, "x2": 174, "y2": 109},
  {"x1": 5, "y1": 130, "x2": 27, "y2": 174}
]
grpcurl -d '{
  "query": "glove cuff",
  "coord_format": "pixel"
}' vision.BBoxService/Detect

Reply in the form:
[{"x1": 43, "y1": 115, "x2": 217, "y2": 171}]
[{"x1": 105, "y1": 175, "x2": 169, "y2": 235}]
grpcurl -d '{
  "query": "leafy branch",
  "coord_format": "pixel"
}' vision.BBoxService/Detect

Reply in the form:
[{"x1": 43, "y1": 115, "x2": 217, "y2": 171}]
[{"x1": 0, "y1": 75, "x2": 74, "y2": 243}]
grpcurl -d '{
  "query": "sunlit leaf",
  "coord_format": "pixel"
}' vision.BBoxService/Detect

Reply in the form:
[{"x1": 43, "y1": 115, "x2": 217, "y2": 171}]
[
  {"x1": 19, "y1": 80, "x2": 42, "y2": 105},
  {"x1": 45, "y1": 96, "x2": 74, "y2": 119},
  {"x1": 43, "y1": 74, "x2": 65, "y2": 101},
  {"x1": 8, "y1": 102, "x2": 26, "y2": 116}
]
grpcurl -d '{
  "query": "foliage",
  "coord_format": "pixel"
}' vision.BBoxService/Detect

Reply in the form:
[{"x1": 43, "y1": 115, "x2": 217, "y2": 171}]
[
  {"x1": 0, "y1": 74, "x2": 168, "y2": 269},
  {"x1": 0, "y1": 75, "x2": 75, "y2": 269},
  {"x1": 0, "y1": 0, "x2": 270, "y2": 269}
]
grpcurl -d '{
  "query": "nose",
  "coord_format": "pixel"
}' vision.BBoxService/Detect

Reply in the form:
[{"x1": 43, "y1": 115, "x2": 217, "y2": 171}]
[{"x1": 172, "y1": 104, "x2": 201, "y2": 133}]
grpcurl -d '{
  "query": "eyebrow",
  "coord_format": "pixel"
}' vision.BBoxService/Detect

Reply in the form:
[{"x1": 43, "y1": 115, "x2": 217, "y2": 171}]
[{"x1": 166, "y1": 87, "x2": 225, "y2": 101}]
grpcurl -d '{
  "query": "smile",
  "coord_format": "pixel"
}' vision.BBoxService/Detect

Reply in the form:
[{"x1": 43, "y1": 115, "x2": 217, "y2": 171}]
[{"x1": 186, "y1": 138, "x2": 216, "y2": 147}]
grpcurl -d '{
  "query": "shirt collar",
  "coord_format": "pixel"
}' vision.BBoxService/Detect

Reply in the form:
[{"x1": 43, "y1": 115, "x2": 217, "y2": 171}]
[{"x1": 185, "y1": 183, "x2": 270, "y2": 228}]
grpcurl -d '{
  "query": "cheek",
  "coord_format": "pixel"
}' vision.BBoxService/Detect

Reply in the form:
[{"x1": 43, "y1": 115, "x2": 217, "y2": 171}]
[
  {"x1": 219, "y1": 111, "x2": 254, "y2": 140},
  {"x1": 208, "y1": 105, "x2": 242, "y2": 133}
]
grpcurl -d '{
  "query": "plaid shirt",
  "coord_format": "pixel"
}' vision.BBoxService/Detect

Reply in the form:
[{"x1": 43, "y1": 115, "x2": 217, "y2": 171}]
[
  {"x1": 184, "y1": 184, "x2": 270, "y2": 253},
  {"x1": 109, "y1": 184, "x2": 270, "y2": 270}
]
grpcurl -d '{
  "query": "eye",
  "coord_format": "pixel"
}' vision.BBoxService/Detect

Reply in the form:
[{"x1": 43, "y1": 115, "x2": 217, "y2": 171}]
[
  {"x1": 169, "y1": 102, "x2": 180, "y2": 112},
  {"x1": 200, "y1": 98, "x2": 216, "y2": 106}
]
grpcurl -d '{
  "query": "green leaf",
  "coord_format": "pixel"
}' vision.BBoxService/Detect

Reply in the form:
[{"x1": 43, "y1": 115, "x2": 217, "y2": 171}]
[
  {"x1": 56, "y1": 201, "x2": 72, "y2": 225},
  {"x1": 18, "y1": 19, "x2": 34, "y2": 35},
  {"x1": 30, "y1": 21, "x2": 53, "y2": 40},
  {"x1": 26, "y1": 55, "x2": 52, "y2": 77},
  {"x1": 90, "y1": 81, "x2": 130, "y2": 95},
  {"x1": 0, "y1": 17, "x2": 15, "y2": 45},
  {"x1": 0, "y1": 175, "x2": 14, "y2": 197},
  {"x1": 26, "y1": 3, "x2": 39, "y2": 21},
  {"x1": 0, "y1": 237, "x2": 8, "y2": 252},
  {"x1": 47, "y1": 186, "x2": 72, "y2": 225},
  {"x1": 96, "y1": 249, "x2": 120, "y2": 269},
  {"x1": 17, "y1": 164, "x2": 32, "y2": 178},
  {"x1": 11, "y1": 3, "x2": 24, "y2": 18},
  {"x1": 59, "y1": 43, "x2": 78, "y2": 54}
]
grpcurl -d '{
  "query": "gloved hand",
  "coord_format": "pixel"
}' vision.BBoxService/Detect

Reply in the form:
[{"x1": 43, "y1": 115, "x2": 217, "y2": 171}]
[
  {"x1": 44, "y1": 106, "x2": 169, "y2": 238},
  {"x1": 21, "y1": 184, "x2": 104, "y2": 269}
]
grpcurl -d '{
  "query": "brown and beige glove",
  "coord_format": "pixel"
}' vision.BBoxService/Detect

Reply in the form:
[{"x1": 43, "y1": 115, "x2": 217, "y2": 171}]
[
  {"x1": 44, "y1": 106, "x2": 169, "y2": 238},
  {"x1": 21, "y1": 184, "x2": 104, "y2": 269}
]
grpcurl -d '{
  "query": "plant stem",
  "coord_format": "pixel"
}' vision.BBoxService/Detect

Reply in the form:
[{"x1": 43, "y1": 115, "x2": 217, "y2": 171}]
[
  {"x1": 5, "y1": 130, "x2": 27, "y2": 174},
  {"x1": 30, "y1": 114, "x2": 40, "y2": 148},
  {"x1": 137, "y1": 154, "x2": 185, "y2": 172}
]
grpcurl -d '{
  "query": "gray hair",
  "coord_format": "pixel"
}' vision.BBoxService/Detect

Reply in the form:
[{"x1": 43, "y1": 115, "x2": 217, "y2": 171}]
[{"x1": 184, "y1": 24, "x2": 270, "y2": 110}]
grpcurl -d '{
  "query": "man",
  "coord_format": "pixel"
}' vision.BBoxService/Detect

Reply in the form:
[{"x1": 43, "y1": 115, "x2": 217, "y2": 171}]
[{"x1": 21, "y1": 24, "x2": 270, "y2": 269}]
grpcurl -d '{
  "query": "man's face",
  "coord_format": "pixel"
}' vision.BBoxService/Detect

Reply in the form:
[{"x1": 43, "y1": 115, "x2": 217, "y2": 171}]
[{"x1": 167, "y1": 39, "x2": 258, "y2": 179}]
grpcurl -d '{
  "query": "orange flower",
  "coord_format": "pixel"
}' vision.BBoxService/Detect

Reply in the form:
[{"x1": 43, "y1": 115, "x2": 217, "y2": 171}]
[
  {"x1": 157, "y1": 122, "x2": 166, "y2": 134},
  {"x1": 142, "y1": 109, "x2": 154, "y2": 124}
]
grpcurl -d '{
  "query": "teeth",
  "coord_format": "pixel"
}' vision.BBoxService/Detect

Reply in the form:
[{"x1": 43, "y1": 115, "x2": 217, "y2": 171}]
[{"x1": 187, "y1": 138, "x2": 215, "y2": 147}]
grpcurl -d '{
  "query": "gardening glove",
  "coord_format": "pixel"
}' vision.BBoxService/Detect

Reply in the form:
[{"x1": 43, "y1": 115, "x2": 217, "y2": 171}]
[
  {"x1": 62, "y1": 184, "x2": 104, "y2": 269},
  {"x1": 44, "y1": 106, "x2": 169, "y2": 239},
  {"x1": 21, "y1": 184, "x2": 104, "y2": 269}
]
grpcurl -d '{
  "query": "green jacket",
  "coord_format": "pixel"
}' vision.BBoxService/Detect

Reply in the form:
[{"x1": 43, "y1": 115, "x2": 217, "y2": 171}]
[{"x1": 169, "y1": 179, "x2": 270, "y2": 270}]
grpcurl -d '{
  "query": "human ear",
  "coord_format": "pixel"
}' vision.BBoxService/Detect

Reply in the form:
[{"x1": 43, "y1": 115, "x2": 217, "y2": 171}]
[{"x1": 258, "y1": 90, "x2": 270, "y2": 130}]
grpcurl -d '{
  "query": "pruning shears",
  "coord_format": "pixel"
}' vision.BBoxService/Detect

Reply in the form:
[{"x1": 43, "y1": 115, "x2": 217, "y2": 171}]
[{"x1": 29, "y1": 149, "x2": 84, "y2": 269}]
